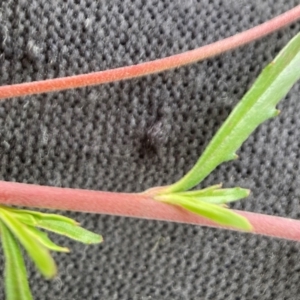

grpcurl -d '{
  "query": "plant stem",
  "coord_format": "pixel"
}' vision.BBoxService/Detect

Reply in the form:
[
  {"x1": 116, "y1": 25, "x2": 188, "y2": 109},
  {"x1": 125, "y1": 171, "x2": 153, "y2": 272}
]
[
  {"x1": 0, "y1": 180, "x2": 300, "y2": 242},
  {"x1": 0, "y1": 5, "x2": 300, "y2": 99}
]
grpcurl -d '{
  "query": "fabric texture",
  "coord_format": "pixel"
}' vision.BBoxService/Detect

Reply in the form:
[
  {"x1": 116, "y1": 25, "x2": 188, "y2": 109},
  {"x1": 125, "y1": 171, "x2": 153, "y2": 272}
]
[{"x1": 0, "y1": 0, "x2": 300, "y2": 299}]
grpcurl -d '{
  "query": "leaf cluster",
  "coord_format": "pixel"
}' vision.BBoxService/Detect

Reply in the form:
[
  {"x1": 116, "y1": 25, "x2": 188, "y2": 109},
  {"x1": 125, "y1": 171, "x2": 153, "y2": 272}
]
[
  {"x1": 151, "y1": 32, "x2": 300, "y2": 231},
  {"x1": 0, "y1": 206, "x2": 102, "y2": 300}
]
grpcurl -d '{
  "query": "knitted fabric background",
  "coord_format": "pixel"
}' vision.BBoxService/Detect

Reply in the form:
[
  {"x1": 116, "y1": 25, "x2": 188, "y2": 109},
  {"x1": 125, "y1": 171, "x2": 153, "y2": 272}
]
[{"x1": 1, "y1": 1, "x2": 300, "y2": 299}]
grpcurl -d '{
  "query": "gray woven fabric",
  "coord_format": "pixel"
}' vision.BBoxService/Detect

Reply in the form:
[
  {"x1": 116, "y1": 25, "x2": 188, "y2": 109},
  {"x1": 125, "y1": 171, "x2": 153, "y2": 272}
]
[{"x1": 0, "y1": 0, "x2": 300, "y2": 299}]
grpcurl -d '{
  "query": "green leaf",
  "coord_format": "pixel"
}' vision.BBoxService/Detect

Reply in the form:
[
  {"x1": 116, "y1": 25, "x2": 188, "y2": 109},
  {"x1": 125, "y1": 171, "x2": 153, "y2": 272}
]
[
  {"x1": 25, "y1": 226, "x2": 70, "y2": 253},
  {"x1": 0, "y1": 208, "x2": 57, "y2": 279},
  {"x1": 0, "y1": 210, "x2": 38, "y2": 227},
  {"x1": 159, "y1": 194, "x2": 252, "y2": 231},
  {"x1": 164, "y1": 32, "x2": 300, "y2": 193},
  {"x1": 182, "y1": 184, "x2": 223, "y2": 195},
  {"x1": 1, "y1": 206, "x2": 78, "y2": 226},
  {"x1": 175, "y1": 187, "x2": 250, "y2": 204},
  {"x1": 36, "y1": 220, "x2": 103, "y2": 244},
  {"x1": 0, "y1": 220, "x2": 33, "y2": 300},
  {"x1": 0, "y1": 205, "x2": 101, "y2": 246}
]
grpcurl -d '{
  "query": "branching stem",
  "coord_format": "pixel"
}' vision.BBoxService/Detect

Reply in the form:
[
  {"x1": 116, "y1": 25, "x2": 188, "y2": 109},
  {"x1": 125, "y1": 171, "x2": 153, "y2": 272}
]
[
  {"x1": 0, "y1": 7, "x2": 299, "y2": 242},
  {"x1": 0, "y1": 180, "x2": 300, "y2": 242}
]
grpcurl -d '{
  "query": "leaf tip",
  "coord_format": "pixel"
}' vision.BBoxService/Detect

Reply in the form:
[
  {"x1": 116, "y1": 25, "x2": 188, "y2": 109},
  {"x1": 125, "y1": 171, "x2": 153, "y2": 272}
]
[
  {"x1": 98, "y1": 235, "x2": 104, "y2": 244},
  {"x1": 275, "y1": 109, "x2": 281, "y2": 116},
  {"x1": 233, "y1": 215, "x2": 253, "y2": 232},
  {"x1": 243, "y1": 221, "x2": 254, "y2": 232},
  {"x1": 45, "y1": 266, "x2": 58, "y2": 280},
  {"x1": 86, "y1": 234, "x2": 104, "y2": 245}
]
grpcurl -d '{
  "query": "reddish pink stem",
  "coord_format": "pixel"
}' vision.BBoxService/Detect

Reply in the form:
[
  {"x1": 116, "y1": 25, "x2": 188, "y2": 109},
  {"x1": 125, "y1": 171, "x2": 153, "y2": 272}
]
[
  {"x1": 0, "y1": 180, "x2": 300, "y2": 241},
  {"x1": 0, "y1": 5, "x2": 300, "y2": 99}
]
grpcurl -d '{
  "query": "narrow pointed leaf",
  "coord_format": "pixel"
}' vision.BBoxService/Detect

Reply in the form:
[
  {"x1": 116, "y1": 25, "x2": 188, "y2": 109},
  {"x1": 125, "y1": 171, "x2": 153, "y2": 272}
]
[
  {"x1": 2, "y1": 210, "x2": 38, "y2": 227},
  {"x1": 0, "y1": 208, "x2": 57, "y2": 278},
  {"x1": 0, "y1": 206, "x2": 101, "y2": 244},
  {"x1": 165, "y1": 32, "x2": 300, "y2": 193},
  {"x1": 158, "y1": 195, "x2": 252, "y2": 231},
  {"x1": 183, "y1": 184, "x2": 223, "y2": 196},
  {"x1": 175, "y1": 187, "x2": 250, "y2": 204},
  {"x1": 36, "y1": 220, "x2": 103, "y2": 244},
  {"x1": 0, "y1": 221, "x2": 33, "y2": 300},
  {"x1": 178, "y1": 199, "x2": 252, "y2": 230},
  {"x1": 25, "y1": 226, "x2": 70, "y2": 253},
  {"x1": 1, "y1": 206, "x2": 78, "y2": 226}
]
